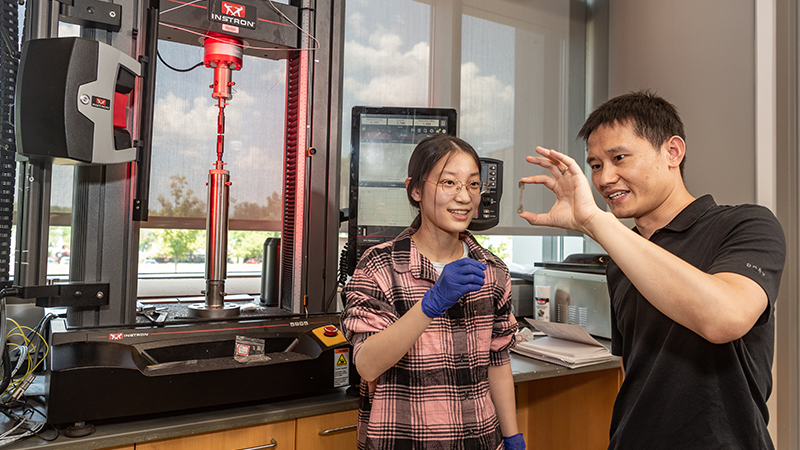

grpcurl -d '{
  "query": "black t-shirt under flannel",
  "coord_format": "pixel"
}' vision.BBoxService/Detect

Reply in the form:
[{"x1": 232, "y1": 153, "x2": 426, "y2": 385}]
[{"x1": 607, "y1": 195, "x2": 785, "y2": 450}]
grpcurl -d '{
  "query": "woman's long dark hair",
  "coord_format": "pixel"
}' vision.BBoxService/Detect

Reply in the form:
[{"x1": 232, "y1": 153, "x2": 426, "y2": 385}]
[{"x1": 406, "y1": 135, "x2": 481, "y2": 229}]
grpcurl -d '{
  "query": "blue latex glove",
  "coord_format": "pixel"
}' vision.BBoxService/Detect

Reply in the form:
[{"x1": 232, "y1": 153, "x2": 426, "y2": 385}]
[
  {"x1": 503, "y1": 433, "x2": 526, "y2": 450},
  {"x1": 420, "y1": 258, "x2": 486, "y2": 318}
]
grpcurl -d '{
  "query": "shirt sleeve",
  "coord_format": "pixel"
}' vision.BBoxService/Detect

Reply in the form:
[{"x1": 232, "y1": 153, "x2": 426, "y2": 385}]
[
  {"x1": 340, "y1": 253, "x2": 399, "y2": 362},
  {"x1": 708, "y1": 205, "x2": 786, "y2": 324},
  {"x1": 489, "y1": 264, "x2": 518, "y2": 366}
]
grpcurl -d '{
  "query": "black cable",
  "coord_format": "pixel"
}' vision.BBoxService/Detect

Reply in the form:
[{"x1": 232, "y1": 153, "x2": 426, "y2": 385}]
[
  {"x1": 156, "y1": 50, "x2": 203, "y2": 73},
  {"x1": 27, "y1": 404, "x2": 57, "y2": 441},
  {"x1": 34, "y1": 422, "x2": 58, "y2": 442},
  {"x1": 338, "y1": 243, "x2": 349, "y2": 287},
  {"x1": 25, "y1": 313, "x2": 53, "y2": 373},
  {"x1": 29, "y1": 312, "x2": 53, "y2": 334},
  {"x1": 327, "y1": 244, "x2": 353, "y2": 313}
]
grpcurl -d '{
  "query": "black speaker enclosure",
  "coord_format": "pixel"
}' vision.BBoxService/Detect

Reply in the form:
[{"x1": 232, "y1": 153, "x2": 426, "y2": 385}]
[{"x1": 15, "y1": 37, "x2": 141, "y2": 165}]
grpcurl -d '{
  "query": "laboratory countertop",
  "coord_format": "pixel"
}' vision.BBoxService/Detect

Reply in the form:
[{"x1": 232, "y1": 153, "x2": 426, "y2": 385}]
[{"x1": 4, "y1": 353, "x2": 620, "y2": 449}]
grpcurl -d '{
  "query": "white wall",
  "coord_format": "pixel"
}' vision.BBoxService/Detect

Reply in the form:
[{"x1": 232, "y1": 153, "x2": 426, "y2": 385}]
[
  {"x1": 608, "y1": 0, "x2": 756, "y2": 206},
  {"x1": 606, "y1": 0, "x2": 789, "y2": 446}
]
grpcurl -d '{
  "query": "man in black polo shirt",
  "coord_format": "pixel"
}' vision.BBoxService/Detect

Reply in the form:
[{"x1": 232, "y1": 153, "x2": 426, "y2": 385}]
[{"x1": 519, "y1": 91, "x2": 785, "y2": 449}]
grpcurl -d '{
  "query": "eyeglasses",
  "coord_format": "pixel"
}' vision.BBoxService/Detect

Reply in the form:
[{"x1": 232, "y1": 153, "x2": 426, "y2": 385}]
[{"x1": 424, "y1": 178, "x2": 487, "y2": 196}]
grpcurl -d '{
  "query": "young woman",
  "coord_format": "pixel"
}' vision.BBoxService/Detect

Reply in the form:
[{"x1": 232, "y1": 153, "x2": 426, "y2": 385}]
[{"x1": 341, "y1": 135, "x2": 525, "y2": 450}]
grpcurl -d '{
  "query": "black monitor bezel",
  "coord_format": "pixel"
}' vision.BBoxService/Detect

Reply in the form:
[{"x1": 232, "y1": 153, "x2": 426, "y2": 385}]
[{"x1": 347, "y1": 106, "x2": 458, "y2": 275}]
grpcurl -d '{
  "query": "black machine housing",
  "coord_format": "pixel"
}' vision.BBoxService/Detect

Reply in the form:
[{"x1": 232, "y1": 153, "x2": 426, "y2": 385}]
[
  {"x1": 46, "y1": 316, "x2": 356, "y2": 425},
  {"x1": 12, "y1": 0, "x2": 349, "y2": 426},
  {"x1": 468, "y1": 157, "x2": 503, "y2": 231},
  {"x1": 15, "y1": 37, "x2": 141, "y2": 165},
  {"x1": 158, "y1": 0, "x2": 300, "y2": 59}
]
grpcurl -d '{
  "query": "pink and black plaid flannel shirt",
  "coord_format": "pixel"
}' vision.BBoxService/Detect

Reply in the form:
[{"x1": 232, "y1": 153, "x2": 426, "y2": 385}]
[{"x1": 341, "y1": 227, "x2": 518, "y2": 450}]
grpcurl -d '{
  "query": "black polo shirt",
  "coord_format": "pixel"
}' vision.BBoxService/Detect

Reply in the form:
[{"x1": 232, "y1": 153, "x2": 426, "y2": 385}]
[{"x1": 607, "y1": 195, "x2": 785, "y2": 450}]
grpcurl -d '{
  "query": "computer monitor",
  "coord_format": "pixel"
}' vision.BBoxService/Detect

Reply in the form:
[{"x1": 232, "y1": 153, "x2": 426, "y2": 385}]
[{"x1": 346, "y1": 106, "x2": 457, "y2": 276}]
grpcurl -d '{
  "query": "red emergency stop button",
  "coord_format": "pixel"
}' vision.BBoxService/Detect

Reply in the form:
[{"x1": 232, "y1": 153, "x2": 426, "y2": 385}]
[{"x1": 323, "y1": 326, "x2": 339, "y2": 337}]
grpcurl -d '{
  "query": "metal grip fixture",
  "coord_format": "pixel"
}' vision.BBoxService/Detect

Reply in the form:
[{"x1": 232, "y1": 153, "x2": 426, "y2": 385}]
[
  {"x1": 187, "y1": 33, "x2": 246, "y2": 319},
  {"x1": 188, "y1": 167, "x2": 239, "y2": 318},
  {"x1": 203, "y1": 34, "x2": 242, "y2": 101}
]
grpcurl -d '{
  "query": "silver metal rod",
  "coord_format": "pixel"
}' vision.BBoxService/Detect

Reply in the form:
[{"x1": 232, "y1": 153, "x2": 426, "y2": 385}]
[
  {"x1": 204, "y1": 164, "x2": 230, "y2": 308},
  {"x1": 190, "y1": 161, "x2": 239, "y2": 318}
]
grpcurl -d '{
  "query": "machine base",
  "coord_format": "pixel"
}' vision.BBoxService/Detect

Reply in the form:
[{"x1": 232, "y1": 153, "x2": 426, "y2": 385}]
[
  {"x1": 187, "y1": 302, "x2": 241, "y2": 318},
  {"x1": 44, "y1": 313, "x2": 357, "y2": 426}
]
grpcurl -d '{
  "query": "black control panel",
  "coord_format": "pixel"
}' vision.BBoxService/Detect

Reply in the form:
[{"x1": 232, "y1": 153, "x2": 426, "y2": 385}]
[
  {"x1": 344, "y1": 106, "x2": 458, "y2": 277},
  {"x1": 467, "y1": 157, "x2": 503, "y2": 231}
]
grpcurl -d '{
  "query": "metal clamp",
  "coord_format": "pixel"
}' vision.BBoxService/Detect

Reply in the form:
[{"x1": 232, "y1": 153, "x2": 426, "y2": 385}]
[
  {"x1": 318, "y1": 424, "x2": 357, "y2": 436},
  {"x1": 11, "y1": 283, "x2": 110, "y2": 308},
  {"x1": 238, "y1": 438, "x2": 277, "y2": 449},
  {"x1": 58, "y1": 0, "x2": 123, "y2": 32}
]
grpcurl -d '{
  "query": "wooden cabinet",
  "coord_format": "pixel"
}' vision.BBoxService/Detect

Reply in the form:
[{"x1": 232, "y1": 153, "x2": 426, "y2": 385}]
[
  {"x1": 132, "y1": 411, "x2": 356, "y2": 450},
  {"x1": 296, "y1": 409, "x2": 358, "y2": 450},
  {"x1": 517, "y1": 367, "x2": 623, "y2": 450},
  {"x1": 134, "y1": 419, "x2": 295, "y2": 450},
  {"x1": 120, "y1": 367, "x2": 620, "y2": 450}
]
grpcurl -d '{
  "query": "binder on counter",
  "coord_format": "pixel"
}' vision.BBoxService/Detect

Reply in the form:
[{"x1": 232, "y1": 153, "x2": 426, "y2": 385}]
[{"x1": 511, "y1": 318, "x2": 615, "y2": 369}]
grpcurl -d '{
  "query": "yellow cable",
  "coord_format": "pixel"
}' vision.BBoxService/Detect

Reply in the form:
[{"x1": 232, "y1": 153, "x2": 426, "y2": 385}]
[
  {"x1": 26, "y1": 328, "x2": 48, "y2": 374},
  {"x1": 2, "y1": 319, "x2": 50, "y2": 398}
]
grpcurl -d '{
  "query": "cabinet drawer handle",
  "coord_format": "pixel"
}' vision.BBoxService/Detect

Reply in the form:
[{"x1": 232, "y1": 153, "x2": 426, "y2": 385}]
[
  {"x1": 318, "y1": 424, "x2": 357, "y2": 436},
  {"x1": 239, "y1": 437, "x2": 277, "y2": 449}
]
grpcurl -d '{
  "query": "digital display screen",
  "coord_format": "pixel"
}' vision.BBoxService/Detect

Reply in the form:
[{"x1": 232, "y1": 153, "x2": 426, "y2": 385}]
[
  {"x1": 346, "y1": 107, "x2": 458, "y2": 276},
  {"x1": 356, "y1": 112, "x2": 452, "y2": 228}
]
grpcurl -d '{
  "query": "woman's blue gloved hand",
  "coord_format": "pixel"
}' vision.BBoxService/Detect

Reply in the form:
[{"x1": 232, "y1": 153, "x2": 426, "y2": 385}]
[
  {"x1": 420, "y1": 258, "x2": 486, "y2": 318},
  {"x1": 503, "y1": 433, "x2": 526, "y2": 450}
]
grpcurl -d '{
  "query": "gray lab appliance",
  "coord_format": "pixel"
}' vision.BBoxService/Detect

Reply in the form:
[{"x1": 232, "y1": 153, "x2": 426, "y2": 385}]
[{"x1": 533, "y1": 256, "x2": 612, "y2": 339}]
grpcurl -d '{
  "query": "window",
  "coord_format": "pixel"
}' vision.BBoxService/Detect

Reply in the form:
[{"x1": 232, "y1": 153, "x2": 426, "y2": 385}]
[
  {"x1": 339, "y1": 0, "x2": 432, "y2": 210},
  {"x1": 141, "y1": 38, "x2": 287, "y2": 275},
  {"x1": 340, "y1": 0, "x2": 587, "y2": 267},
  {"x1": 460, "y1": 0, "x2": 577, "y2": 235},
  {"x1": 22, "y1": 0, "x2": 587, "y2": 287},
  {"x1": 25, "y1": 11, "x2": 291, "y2": 280}
]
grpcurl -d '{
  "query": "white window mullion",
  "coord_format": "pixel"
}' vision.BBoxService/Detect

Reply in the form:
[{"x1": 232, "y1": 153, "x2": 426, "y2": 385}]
[{"x1": 429, "y1": 0, "x2": 462, "y2": 112}]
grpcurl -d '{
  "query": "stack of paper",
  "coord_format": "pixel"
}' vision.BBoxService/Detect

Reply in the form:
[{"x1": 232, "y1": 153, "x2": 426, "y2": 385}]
[{"x1": 511, "y1": 319, "x2": 615, "y2": 369}]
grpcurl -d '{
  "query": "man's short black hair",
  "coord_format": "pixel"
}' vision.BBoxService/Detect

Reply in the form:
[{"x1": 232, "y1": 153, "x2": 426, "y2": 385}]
[{"x1": 578, "y1": 90, "x2": 686, "y2": 177}]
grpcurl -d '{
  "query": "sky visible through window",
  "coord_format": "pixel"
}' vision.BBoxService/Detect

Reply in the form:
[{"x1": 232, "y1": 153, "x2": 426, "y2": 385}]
[
  {"x1": 460, "y1": 14, "x2": 515, "y2": 155},
  {"x1": 341, "y1": 0, "x2": 431, "y2": 153},
  {"x1": 38, "y1": 0, "x2": 576, "y2": 275},
  {"x1": 148, "y1": 40, "x2": 287, "y2": 222}
]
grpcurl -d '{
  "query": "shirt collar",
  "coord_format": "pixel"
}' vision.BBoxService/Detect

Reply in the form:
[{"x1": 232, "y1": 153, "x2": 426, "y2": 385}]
[
  {"x1": 391, "y1": 227, "x2": 495, "y2": 280},
  {"x1": 635, "y1": 194, "x2": 716, "y2": 235}
]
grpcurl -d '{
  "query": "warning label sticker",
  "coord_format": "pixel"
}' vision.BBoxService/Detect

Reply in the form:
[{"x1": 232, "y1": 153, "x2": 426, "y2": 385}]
[{"x1": 334, "y1": 348, "x2": 350, "y2": 388}]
